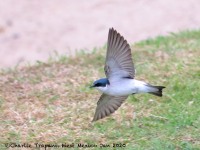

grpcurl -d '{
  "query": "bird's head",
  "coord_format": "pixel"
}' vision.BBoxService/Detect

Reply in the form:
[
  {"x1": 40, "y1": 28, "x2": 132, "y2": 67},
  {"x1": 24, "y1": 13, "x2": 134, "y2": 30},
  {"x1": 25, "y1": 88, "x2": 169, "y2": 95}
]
[{"x1": 90, "y1": 78, "x2": 110, "y2": 91}]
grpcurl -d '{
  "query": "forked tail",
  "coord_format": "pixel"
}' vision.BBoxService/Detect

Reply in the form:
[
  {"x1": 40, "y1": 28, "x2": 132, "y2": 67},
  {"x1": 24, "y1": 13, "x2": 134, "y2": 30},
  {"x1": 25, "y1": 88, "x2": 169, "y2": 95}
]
[{"x1": 147, "y1": 85, "x2": 166, "y2": 97}]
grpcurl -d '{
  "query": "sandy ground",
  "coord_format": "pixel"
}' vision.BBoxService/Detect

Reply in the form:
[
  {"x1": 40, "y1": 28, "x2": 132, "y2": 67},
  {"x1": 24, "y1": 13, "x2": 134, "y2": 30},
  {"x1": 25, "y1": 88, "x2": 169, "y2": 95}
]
[{"x1": 0, "y1": 0, "x2": 200, "y2": 68}]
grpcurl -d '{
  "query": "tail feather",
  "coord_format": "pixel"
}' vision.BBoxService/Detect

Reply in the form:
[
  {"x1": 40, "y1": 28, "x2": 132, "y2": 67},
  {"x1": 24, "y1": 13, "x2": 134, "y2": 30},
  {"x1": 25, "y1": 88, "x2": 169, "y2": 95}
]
[{"x1": 147, "y1": 85, "x2": 166, "y2": 97}]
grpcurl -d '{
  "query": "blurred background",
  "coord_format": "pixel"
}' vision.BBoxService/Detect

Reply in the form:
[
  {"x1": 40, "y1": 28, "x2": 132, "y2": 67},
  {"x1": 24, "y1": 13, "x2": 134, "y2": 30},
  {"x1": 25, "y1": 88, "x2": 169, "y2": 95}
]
[{"x1": 0, "y1": 0, "x2": 199, "y2": 68}]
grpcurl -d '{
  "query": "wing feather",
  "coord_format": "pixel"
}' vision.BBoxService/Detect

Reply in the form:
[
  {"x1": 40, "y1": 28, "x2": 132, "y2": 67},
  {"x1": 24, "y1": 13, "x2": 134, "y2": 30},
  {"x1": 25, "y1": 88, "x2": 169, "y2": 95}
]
[
  {"x1": 92, "y1": 94, "x2": 128, "y2": 121},
  {"x1": 105, "y1": 28, "x2": 135, "y2": 79}
]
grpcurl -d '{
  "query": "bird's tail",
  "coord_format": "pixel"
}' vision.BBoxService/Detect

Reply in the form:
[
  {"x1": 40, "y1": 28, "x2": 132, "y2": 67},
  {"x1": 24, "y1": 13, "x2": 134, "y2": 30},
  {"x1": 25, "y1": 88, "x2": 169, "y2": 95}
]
[{"x1": 146, "y1": 85, "x2": 166, "y2": 97}]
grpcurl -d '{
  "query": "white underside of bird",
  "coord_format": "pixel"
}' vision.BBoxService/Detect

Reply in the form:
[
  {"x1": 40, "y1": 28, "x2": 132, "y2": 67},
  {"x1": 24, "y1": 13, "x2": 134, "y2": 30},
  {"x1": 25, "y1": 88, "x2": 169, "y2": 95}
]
[{"x1": 96, "y1": 79, "x2": 158, "y2": 96}]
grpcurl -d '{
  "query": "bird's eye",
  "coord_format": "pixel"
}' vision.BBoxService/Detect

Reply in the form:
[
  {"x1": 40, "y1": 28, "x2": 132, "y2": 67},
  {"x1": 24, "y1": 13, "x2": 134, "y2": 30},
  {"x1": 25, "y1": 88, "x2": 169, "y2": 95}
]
[{"x1": 95, "y1": 83, "x2": 102, "y2": 87}]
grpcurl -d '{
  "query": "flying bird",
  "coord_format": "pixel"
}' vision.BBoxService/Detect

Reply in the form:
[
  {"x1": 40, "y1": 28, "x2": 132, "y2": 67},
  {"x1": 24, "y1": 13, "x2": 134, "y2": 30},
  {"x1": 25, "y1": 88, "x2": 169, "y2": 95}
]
[{"x1": 90, "y1": 28, "x2": 165, "y2": 121}]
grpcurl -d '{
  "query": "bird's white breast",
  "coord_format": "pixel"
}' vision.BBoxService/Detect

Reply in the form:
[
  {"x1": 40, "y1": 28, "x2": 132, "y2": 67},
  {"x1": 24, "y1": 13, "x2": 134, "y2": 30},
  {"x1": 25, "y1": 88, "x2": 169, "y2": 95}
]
[{"x1": 96, "y1": 79, "x2": 148, "y2": 96}]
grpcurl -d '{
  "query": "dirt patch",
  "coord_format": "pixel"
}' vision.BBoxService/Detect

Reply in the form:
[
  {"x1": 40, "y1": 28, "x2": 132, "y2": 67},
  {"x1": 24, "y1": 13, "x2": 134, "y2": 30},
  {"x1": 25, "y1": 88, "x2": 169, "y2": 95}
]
[{"x1": 0, "y1": 0, "x2": 200, "y2": 68}]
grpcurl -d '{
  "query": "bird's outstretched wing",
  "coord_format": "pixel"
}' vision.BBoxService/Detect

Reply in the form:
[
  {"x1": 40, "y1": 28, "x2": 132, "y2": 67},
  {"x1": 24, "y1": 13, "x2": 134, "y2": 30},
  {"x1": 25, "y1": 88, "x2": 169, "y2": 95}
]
[
  {"x1": 92, "y1": 94, "x2": 128, "y2": 121},
  {"x1": 105, "y1": 28, "x2": 135, "y2": 79}
]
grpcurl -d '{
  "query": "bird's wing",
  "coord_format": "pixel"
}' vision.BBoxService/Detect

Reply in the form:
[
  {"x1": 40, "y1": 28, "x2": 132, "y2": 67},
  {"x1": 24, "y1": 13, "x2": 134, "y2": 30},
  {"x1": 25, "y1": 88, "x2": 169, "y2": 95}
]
[
  {"x1": 92, "y1": 94, "x2": 128, "y2": 121},
  {"x1": 105, "y1": 28, "x2": 135, "y2": 79}
]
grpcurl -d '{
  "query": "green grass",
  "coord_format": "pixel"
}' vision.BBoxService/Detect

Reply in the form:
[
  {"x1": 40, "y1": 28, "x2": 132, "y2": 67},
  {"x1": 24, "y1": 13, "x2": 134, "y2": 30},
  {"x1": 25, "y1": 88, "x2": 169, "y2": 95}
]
[{"x1": 0, "y1": 29, "x2": 200, "y2": 149}]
